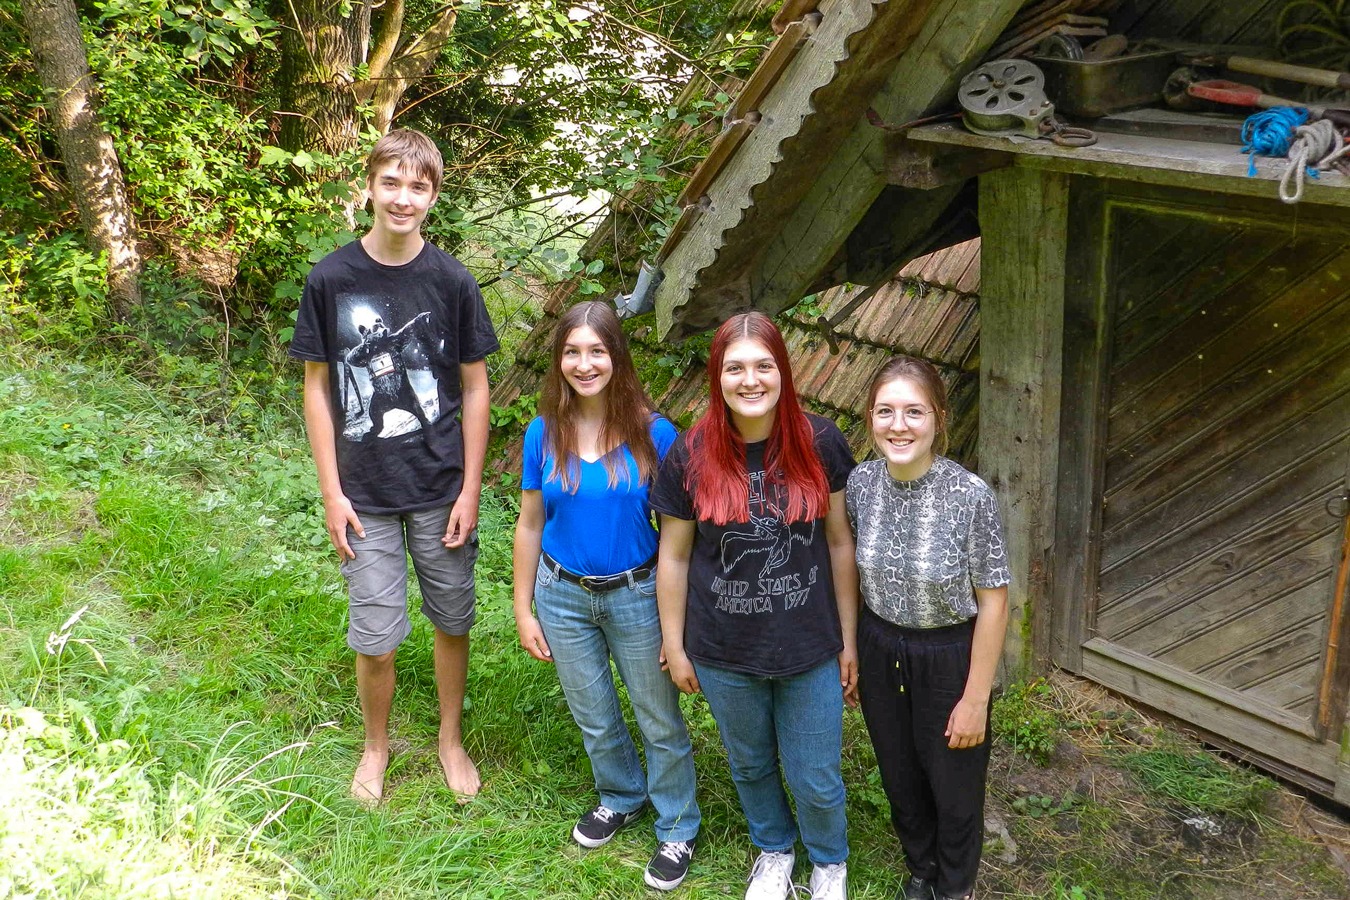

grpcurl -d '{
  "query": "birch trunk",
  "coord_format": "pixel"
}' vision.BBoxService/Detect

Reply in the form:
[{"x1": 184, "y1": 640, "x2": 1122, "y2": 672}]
[{"x1": 19, "y1": 0, "x2": 141, "y2": 317}]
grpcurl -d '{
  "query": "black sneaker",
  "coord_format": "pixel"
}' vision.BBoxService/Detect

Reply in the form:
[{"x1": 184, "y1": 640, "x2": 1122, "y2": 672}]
[
  {"x1": 644, "y1": 839, "x2": 695, "y2": 891},
  {"x1": 898, "y1": 876, "x2": 937, "y2": 900},
  {"x1": 572, "y1": 804, "x2": 645, "y2": 848}
]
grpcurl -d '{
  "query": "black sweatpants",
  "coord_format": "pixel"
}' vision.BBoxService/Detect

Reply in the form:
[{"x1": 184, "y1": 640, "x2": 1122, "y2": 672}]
[{"x1": 858, "y1": 606, "x2": 990, "y2": 899}]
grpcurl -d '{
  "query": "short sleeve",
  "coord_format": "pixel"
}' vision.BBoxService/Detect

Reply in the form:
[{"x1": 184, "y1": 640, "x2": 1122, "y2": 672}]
[
  {"x1": 651, "y1": 415, "x2": 679, "y2": 461},
  {"x1": 456, "y1": 274, "x2": 500, "y2": 363},
  {"x1": 845, "y1": 466, "x2": 864, "y2": 531},
  {"x1": 649, "y1": 434, "x2": 695, "y2": 520},
  {"x1": 289, "y1": 269, "x2": 328, "y2": 362},
  {"x1": 520, "y1": 417, "x2": 546, "y2": 491},
  {"x1": 812, "y1": 418, "x2": 856, "y2": 493},
  {"x1": 968, "y1": 483, "x2": 1011, "y2": 589}
]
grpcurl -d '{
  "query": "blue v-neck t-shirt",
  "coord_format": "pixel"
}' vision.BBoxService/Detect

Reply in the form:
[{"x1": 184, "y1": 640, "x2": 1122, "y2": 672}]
[{"x1": 521, "y1": 414, "x2": 678, "y2": 577}]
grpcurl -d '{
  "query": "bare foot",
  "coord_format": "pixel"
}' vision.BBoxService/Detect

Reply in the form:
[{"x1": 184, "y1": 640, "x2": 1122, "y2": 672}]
[
  {"x1": 439, "y1": 744, "x2": 480, "y2": 802},
  {"x1": 351, "y1": 747, "x2": 389, "y2": 807}
]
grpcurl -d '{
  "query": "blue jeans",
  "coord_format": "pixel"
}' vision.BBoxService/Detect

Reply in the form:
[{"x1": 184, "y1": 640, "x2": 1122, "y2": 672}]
[
  {"x1": 694, "y1": 659, "x2": 848, "y2": 864},
  {"x1": 535, "y1": 560, "x2": 700, "y2": 842}
]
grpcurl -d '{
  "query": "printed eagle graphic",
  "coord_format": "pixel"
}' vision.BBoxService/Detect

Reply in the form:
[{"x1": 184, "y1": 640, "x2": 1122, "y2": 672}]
[{"x1": 719, "y1": 505, "x2": 814, "y2": 578}]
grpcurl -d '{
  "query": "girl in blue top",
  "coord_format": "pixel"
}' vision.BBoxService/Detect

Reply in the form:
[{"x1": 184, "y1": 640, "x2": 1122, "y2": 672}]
[{"x1": 513, "y1": 301, "x2": 700, "y2": 892}]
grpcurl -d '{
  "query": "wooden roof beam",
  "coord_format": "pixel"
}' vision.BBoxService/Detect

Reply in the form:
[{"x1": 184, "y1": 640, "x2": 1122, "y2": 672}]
[{"x1": 736, "y1": 0, "x2": 1025, "y2": 329}]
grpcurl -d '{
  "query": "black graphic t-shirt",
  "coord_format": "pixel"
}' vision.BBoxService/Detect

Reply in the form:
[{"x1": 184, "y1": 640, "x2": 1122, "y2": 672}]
[
  {"x1": 650, "y1": 414, "x2": 856, "y2": 677},
  {"x1": 289, "y1": 240, "x2": 500, "y2": 514}
]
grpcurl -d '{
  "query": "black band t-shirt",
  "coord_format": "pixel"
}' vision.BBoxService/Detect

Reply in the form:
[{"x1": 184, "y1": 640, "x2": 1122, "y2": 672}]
[
  {"x1": 650, "y1": 413, "x2": 856, "y2": 677},
  {"x1": 289, "y1": 240, "x2": 500, "y2": 514}
]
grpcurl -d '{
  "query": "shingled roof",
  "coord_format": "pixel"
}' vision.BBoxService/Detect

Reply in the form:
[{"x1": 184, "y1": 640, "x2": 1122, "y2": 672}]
[{"x1": 490, "y1": 237, "x2": 984, "y2": 477}]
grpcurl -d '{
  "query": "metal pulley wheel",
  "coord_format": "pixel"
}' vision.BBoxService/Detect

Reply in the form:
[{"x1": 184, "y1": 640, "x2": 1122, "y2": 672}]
[{"x1": 959, "y1": 59, "x2": 1056, "y2": 138}]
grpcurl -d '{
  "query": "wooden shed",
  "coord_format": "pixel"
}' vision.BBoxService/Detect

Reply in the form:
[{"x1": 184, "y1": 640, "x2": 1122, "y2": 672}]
[{"x1": 642, "y1": 0, "x2": 1350, "y2": 800}]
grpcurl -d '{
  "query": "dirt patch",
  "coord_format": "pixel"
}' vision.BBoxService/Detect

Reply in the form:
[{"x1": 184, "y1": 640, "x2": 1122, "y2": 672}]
[
  {"x1": 980, "y1": 673, "x2": 1350, "y2": 899},
  {"x1": 0, "y1": 472, "x2": 102, "y2": 549}
]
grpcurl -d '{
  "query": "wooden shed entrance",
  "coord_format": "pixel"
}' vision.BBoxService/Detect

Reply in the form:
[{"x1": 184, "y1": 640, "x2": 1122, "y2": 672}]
[{"x1": 1055, "y1": 181, "x2": 1350, "y2": 796}]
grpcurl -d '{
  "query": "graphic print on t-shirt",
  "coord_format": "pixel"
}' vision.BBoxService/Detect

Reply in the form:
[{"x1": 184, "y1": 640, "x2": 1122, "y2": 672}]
[
  {"x1": 712, "y1": 470, "x2": 819, "y2": 614},
  {"x1": 337, "y1": 293, "x2": 443, "y2": 441}
]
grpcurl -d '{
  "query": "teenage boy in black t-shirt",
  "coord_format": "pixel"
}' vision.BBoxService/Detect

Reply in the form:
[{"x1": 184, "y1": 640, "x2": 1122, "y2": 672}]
[{"x1": 290, "y1": 129, "x2": 499, "y2": 804}]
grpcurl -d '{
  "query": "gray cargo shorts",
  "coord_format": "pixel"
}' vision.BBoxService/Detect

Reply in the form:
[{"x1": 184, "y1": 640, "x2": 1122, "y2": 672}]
[{"x1": 339, "y1": 504, "x2": 478, "y2": 655}]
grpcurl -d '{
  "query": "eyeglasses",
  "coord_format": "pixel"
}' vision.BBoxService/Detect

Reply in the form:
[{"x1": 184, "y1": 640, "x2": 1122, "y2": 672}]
[{"x1": 872, "y1": 406, "x2": 933, "y2": 426}]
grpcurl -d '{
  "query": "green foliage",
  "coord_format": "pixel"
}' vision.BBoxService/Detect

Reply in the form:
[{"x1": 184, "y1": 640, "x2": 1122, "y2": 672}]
[
  {"x1": 489, "y1": 392, "x2": 539, "y2": 430},
  {"x1": 992, "y1": 678, "x2": 1064, "y2": 766},
  {"x1": 1012, "y1": 791, "x2": 1078, "y2": 818},
  {"x1": 1123, "y1": 748, "x2": 1273, "y2": 818}
]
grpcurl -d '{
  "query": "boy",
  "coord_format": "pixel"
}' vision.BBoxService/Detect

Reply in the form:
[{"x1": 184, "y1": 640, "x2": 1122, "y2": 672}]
[{"x1": 290, "y1": 129, "x2": 499, "y2": 804}]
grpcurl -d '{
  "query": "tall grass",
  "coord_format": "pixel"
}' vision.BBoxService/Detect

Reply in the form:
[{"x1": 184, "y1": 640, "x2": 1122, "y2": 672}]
[{"x1": 0, "y1": 349, "x2": 906, "y2": 898}]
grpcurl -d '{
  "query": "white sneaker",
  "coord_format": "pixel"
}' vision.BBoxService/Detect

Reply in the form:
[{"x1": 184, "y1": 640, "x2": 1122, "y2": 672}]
[
  {"x1": 745, "y1": 850, "x2": 796, "y2": 900},
  {"x1": 809, "y1": 862, "x2": 847, "y2": 900}
]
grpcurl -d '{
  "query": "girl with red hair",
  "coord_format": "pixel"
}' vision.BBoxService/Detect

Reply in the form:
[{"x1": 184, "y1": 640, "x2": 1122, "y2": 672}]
[{"x1": 650, "y1": 311, "x2": 859, "y2": 900}]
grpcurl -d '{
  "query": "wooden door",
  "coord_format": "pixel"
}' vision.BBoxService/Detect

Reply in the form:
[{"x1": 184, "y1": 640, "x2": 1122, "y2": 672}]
[{"x1": 1056, "y1": 183, "x2": 1350, "y2": 797}]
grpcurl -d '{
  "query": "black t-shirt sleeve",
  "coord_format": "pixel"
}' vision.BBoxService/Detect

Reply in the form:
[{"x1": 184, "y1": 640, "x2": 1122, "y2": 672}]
[
  {"x1": 812, "y1": 416, "x2": 856, "y2": 492},
  {"x1": 456, "y1": 274, "x2": 500, "y2": 363},
  {"x1": 650, "y1": 435, "x2": 695, "y2": 520},
  {"x1": 289, "y1": 268, "x2": 329, "y2": 362}
]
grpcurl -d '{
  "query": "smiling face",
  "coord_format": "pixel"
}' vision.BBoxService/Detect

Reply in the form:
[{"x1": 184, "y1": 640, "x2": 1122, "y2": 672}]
[
  {"x1": 719, "y1": 338, "x2": 781, "y2": 440},
  {"x1": 560, "y1": 325, "x2": 612, "y2": 400},
  {"x1": 871, "y1": 375, "x2": 939, "y2": 481},
  {"x1": 366, "y1": 160, "x2": 437, "y2": 241}
]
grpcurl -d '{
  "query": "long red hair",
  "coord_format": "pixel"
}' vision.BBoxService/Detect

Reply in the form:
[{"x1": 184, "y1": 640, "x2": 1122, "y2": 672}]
[{"x1": 686, "y1": 311, "x2": 829, "y2": 525}]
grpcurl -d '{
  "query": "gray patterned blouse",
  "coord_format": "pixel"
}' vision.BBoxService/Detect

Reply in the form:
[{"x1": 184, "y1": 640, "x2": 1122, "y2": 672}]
[{"x1": 845, "y1": 456, "x2": 1010, "y2": 629}]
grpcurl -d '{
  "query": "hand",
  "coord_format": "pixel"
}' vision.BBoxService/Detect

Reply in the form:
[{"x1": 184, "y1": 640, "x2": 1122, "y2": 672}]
[
  {"x1": 946, "y1": 695, "x2": 989, "y2": 749},
  {"x1": 663, "y1": 646, "x2": 700, "y2": 694},
  {"x1": 516, "y1": 613, "x2": 553, "y2": 662},
  {"x1": 839, "y1": 646, "x2": 859, "y2": 709},
  {"x1": 443, "y1": 492, "x2": 479, "y2": 548},
  {"x1": 324, "y1": 494, "x2": 364, "y2": 561}
]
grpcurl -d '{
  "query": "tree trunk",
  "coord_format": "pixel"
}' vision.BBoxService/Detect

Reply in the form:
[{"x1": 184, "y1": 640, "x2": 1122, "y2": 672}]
[
  {"x1": 279, "y1": 0, "x2": 460, "y2": 154},
  {"x1": 278, "y1": 0, "x2": 364, "y2": 155},
  {"x1": 19, "y1": 0, "x2": 141, "y2": 317}
]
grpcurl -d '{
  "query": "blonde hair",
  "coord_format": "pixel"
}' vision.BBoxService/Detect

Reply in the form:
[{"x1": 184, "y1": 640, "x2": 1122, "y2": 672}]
[{"x1": 366, "y1": 128, "x2": 444, "y2": 194}]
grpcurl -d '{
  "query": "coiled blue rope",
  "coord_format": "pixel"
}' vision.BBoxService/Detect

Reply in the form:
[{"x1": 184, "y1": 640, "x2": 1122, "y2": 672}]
[{"x1": 1241, "y1": 107, "x2": 1309, "y2": 176}]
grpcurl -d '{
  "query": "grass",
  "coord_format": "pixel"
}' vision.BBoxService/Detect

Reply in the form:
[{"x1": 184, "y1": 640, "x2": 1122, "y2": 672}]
[{"x1": 0, "y1": 345, "x2": 1346, "y2": 899}]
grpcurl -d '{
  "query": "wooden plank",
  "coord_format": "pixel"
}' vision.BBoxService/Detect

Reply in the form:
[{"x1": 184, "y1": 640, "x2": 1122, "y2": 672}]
[
  {"x1": 676, "y1": 114, "x2": 760, "y2": 210},
  {"x1": 1101, "y1": 358, "x2": 1350, "y2": 534},
  {"x1": 1083, "y1": 638, "x2": 1335, "y2": 762},
  {"x1": 1100, "y1": 445, "x2": 1346, "y2": 603},
  {"x1": 727, "y1": 16, "x2": 821, "y2": 124},
  {"x1": 1107, "y1": 244, "x2": 1350, "y2": 423},
  {"x1": 903, "y1": 124, "x2": 1350, "y2": 209},
  {"x1": 1049, "y1": 177, "x2": 1110, "y2": 671},
  {"x1": 1109, "y1": 226, "x2": 1301, "y2": 369},
  {"x1": 1106, "y1": 297, "x2": 1350, "y2": 489},
  {"x1": 1100, "y1": 439, "x2": 1348, "y2": 576},
  {"x1": 1100, "y1": 498, "x2": 1340, "y2": 637},
  {"x1": 1320, "y1": 457, "x2": 1350, "y2": 740},
  {"x1": 772, "y1": 0, "x2": 823, "y2": 34},
  {"x1": 978, "y1": 166, "x2": 1070, "y2": 673},
  {"x1": 1214, "y1": 624, "x2": 1325, "y2": 699},
  {"x1": 654, "y1": 0, "x2": 923, "y2": 337},
  {"x1": 1102, "y1": 530, "x2": 1338, "y2": 651},
  {"x1": 745, "y1": 0, "x2": 1027, "y2": 323},
  {"x1": 884, "y1": 138, "x2": 1012, "y2": 189}
]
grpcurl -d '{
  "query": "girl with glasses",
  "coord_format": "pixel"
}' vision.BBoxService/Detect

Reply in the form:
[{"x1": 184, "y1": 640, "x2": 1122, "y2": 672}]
[
  {"x1": 513, "y1": 301, "x2": 700, "y2": 891},
  {"x1": 650, "y1": 311, "x2": 859, "y2": 900},
  {"x1": 846, "y1": 356, "x2": 1010, "y2": 900}
]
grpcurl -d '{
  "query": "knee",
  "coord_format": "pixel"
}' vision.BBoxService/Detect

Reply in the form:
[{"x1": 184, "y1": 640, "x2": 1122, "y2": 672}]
[
  {"x1": 360, "y1": 648, "x2": 397, "y2": 669},
  {"x1": 789, "y1": 767, "x2": 846, "y2": 810}
]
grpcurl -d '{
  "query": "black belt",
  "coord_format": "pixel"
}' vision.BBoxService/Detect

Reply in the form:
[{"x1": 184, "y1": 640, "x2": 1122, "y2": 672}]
[{"x1": 541, "y1": 550, "x2": 658, "y2": 593}]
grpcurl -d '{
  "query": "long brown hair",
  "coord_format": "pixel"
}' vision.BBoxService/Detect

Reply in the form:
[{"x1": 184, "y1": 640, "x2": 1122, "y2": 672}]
[
  {"x1": 686, "y1": 312, "x2": 829, "y2": 525},
  {"x1": 867, "y1": 355, "x2": 950, "y2": 456},
  {"x1": 539, "y1": 301, "x2": 660, "y2": 491}
]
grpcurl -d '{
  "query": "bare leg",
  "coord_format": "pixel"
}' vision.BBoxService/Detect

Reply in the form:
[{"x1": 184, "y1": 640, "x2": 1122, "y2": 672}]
[
  {"x1": 353, "y1": 648, "x2": 397, "y2": 805},
  {"x1": 433, "y1": 628, "x2": 480, "y2": 798}
]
